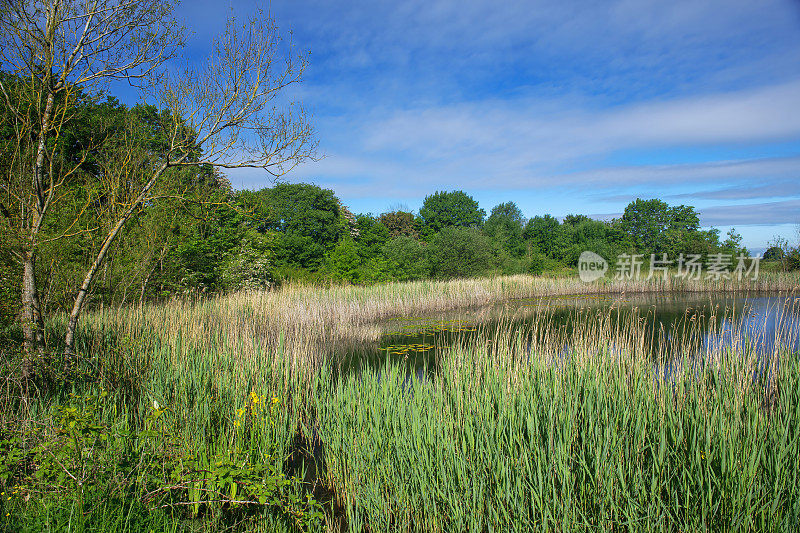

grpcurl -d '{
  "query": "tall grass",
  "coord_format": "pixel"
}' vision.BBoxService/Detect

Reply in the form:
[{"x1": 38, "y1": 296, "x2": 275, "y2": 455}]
[
  {"x1": 3, "y1": 274, "x2": 800, "y2": 531},
  {"x1": 309, "y1": 302, "x2": 800, "y2": 531},
  {"x1": 72, "y1": 272, "x2": 800, "y2": 379}
]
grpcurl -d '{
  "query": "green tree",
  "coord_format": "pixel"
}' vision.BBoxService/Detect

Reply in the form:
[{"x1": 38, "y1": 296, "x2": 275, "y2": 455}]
[
  {"x1": 221, "y1": 230, "x2": 275, "y2": 290},
  {"x1": 262, "y1": 183, "x2": 344, "y2": 270},
  {"x1": 523, "y1": 215, "x2": 561, "y2": 257},
  {"x1": 379, "y1": 210, "x2": 420, "y2": 239},
  {"x1": 763, "y1": 246, "x2": 784, "y2": 262},
  {"x1": 427, "y1": 227, "x2": 494, "y2": 279},
  {"x1": 418, "y1": 191, "x2": 485, "y2": 239},
  {"x1": 619, "y1": 199, "x2": 705, "y2": 257},
  {"x1": 354, "y1": 214, "x2": 390, "y2": 262},
  {"x1": 1, "y1": 4, "x2": 316, "y2": 362},
  {"x1": 721, "y1": 228, "x2": 748, "y2": 256},
  {"x1": 563, "y1": 214, "x2": 589, "y2": 226},
  {"x1": 381, "y1": 237, "x2": 429, "y2": 281},
  {"x1": 324, "y1": 239, "x2": 362, "y2": 283},
  {"x1": 620, "y1": 199, "x2": 671, "y2": 254},
  {"x1": 485, "y1": 202, "x2": 526, "y2": 257}
]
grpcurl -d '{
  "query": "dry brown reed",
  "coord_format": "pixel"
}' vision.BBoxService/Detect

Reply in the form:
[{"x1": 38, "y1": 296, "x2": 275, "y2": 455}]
[{"x1": 76, "y1": 273, "x2": 799, "y2": 382}]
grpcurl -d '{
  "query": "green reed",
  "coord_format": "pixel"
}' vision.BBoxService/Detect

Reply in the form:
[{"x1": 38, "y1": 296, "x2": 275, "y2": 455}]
[
  {"x1": 4, "y1": 276, "x2": 800, "y2": 531},
  {"x1": 310, "y1": 341, "x2": 800, "y2": 532}
]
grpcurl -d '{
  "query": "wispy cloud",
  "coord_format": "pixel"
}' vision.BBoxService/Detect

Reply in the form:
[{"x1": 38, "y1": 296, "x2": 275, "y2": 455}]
[
  {"x1": 700, "y1": 200, "x2": 800, "y2": 226},
  {"x1": 182, "y1": 0, "x2": 800, "y2": 247}
]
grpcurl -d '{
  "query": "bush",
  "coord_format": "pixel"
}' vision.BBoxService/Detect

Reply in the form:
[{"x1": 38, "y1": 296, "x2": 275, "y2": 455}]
[
  {"x1": 786, "y1": 249, "x2": 800, "y2": 271},
  {"x1": 381, "y1": 236, "x2": 429, "y2": 281},
  {"x1": 427, "y1": 227, "x2": 494, "y2": 279},
  {"x1": 323, "y1": 239, "x2": 363, "y2": 283},
  {"x1": 528, "y1": 253, "x2": 547, "y2": 275},
  {"x1": 221, "y1": 231, "x2": 275, "y2": 290}
]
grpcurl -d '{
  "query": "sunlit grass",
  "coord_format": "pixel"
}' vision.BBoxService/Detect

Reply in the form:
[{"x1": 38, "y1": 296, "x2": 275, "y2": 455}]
[{"x1": 3, "y1": 273, "x2": 800, "y2": 531}]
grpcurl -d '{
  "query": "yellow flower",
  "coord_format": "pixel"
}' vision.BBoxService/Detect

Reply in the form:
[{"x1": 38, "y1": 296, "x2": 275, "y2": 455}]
[{"x1": 271, "y1": 397, "x2": 279, "y2": 404}]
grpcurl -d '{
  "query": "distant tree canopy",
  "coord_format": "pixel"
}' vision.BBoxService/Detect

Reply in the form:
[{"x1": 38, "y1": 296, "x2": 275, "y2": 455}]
[
  {"x1": 259, "y1": 183, "x2": 345, "y2": 270},
  {"x1": 428, "y1": 227, "x2": 494, "y2": 279},
  {"x1": 418, "y1": 190, "x2": 486, "y2": 238},
  {"x1": 379, "y1": 210, "x2": 419, "y2": 239},
  {"x1": 485, "y1": 202, "x2": 526, "y2": 258},
  {"x1": 619, "y1": 199, "x2": 705, "y2": 256}
]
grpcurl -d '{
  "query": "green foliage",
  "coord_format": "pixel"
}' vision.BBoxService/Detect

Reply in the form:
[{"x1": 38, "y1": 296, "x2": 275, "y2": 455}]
[
  {"x1": 619, "y1": 198, "x2": 706, "y2": 257},
  {"x1": 0, "y1": 391, "x2": 323, "y2": 532},
  {"x1": 381, "y1": 236, "x2": 430, "y2": 281},
  {"x1": 427, "y1": 227, "x2": 494, "y2": 279},
  {"x1": 313, "y1": 348, "x2": 800, "y2": 532},
  {"x1": 721, "y1": 227, "x2": 748, "y2": 257},
  {"x1": 528, "y1": 252, "x2": 547, "y2": 275},
  {"x1": 418, "y1": 191, "x2": 485, "y2": 239},
  {"x1": 523, "y1": 214, "x2": 562, "y2": 257},
  {"x1": 0, "y1": 245, "x2": 17, "y2": 333},
  {"x1": 484, "y1": 202, "x2": 526, "y2": 258},
  {"x1": 353, "y1": 215, "x2": 390, "y2": 261},
  {"x1": 324, "y1": 239, "x2": 363, "y2": 283},
  {"x1": 379, "y1": 211, "x2": 420, "y2": 239},
  {"x1": 787, "y1": 249, "x2": 800, "y2": 271},
  {"x1": 763, "y1": 246, "x2": 784, "y2": 261},
  {"x1": 261, "y1": 183, "x2": 345, "y2": 270},
  {"x1": 222, "y1": 230, "x2": 275, "y2": 290},
  {"x1": 562, "y1": 214, "x2": 589, "y2": 226}
]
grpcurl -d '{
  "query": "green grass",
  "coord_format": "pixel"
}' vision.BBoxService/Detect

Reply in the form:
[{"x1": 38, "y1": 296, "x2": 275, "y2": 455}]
[
  {"x1": 311, "y1": 344, "x2": 800, "y2": 531},
  {"x1": 2, "y1": 275, "x2": 800, "y2": 531}
]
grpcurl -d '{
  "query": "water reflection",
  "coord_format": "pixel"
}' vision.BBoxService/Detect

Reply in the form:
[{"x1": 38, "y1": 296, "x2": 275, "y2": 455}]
[{"x1": 340, "y1": 292, "x2": 800, "y2": 376}]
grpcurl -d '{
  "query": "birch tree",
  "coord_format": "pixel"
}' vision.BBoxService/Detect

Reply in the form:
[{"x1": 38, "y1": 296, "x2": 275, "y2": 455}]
[{"x1": 0, "y1": 1, "x2": 316, "y2": 370}]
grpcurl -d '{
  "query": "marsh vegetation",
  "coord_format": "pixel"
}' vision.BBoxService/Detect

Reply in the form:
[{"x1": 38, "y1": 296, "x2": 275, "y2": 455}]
[
  {"x1": 2, "y1": 2, "x2": 800, "y2": 531},
  {"x1": 2, "y1": 275, "x2": 800, "y2": 531}
]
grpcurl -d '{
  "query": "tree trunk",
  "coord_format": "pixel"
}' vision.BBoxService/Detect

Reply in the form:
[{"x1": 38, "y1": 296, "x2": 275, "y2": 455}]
[
  {"x1": 20, "y1": 252, "x2": 45, "y2": 379},
  {"x1": 20, "y1": 89, "x2": 55, "y2": 373},
  {"x1": 64, "y1": 159, "x2": 176, "y2": 362}
]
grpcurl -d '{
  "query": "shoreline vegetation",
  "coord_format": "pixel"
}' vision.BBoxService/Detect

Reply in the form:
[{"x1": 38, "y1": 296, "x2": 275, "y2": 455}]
[
  {"x1": 2, "y1": 2, "x2": 798, "y2": 530},
  {"x1": 78, "y1": 272, "x2": 800, "y2": 372},
  {"x1": 2, "y1": 274, "x2": 800, "y2": 531}
]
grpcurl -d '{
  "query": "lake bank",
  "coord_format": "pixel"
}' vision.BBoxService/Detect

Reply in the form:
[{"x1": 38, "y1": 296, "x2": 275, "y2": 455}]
[{"x1": 3, "y1": 275, "x2": 800, "y2": 531}]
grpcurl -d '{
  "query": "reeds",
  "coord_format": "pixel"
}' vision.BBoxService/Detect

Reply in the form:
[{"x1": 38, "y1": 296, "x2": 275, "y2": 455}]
[
  {"x1": 309, "y1": 301, "x2": 800, "y2": 531},
  {"x1": 74, "y1": 272, "x2": 800, "y2": 381},
  {"x1": 7, "y1": 274, "x2": 799, "y2": 531}
]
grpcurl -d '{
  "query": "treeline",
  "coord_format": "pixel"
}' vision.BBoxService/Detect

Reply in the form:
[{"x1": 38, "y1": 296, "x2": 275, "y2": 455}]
[{"x1": 1, "y1": 89, "x2": 796, "y2": 329}]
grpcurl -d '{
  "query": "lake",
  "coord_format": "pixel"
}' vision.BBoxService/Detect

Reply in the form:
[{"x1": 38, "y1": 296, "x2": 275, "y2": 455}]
[{"x1": 341, "y1": 292, "x2": 800, "y2": 375}]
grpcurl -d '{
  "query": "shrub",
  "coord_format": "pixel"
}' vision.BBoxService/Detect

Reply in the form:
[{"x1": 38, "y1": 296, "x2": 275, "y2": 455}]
[
  {"x1": 381, "y1": 236, "x2": 429, "y2": 281},
  {"x1": 427, "y1": 227, "x2": 494, "y2": 279}
]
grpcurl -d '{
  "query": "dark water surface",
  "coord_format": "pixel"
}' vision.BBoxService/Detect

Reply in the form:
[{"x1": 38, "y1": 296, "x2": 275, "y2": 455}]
[{"x1": 341, "y1": 292, "x2": 800, "y2": 376}]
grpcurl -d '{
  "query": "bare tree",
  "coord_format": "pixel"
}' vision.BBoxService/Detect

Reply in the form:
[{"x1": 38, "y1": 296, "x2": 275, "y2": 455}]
[
  {"x1": 0, "y1": 0, "x2": 182, "y2": 372},
  {"x1": 62, "y1": 12, "x2": 316, "y2": 359},
  {"x1": 0, "y1": 1, "x2": 316, "y2": 368}
]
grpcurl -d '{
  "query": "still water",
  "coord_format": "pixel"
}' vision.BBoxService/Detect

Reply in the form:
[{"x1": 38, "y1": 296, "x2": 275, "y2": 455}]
[{"x1": 343, "y1": 292, "x2": 800, "y2": 375}]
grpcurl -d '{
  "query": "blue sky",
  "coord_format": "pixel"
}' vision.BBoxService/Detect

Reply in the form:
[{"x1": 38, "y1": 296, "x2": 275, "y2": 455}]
[{"x1": 164, "y1": 0, "x2": 800, "y2": 253}]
